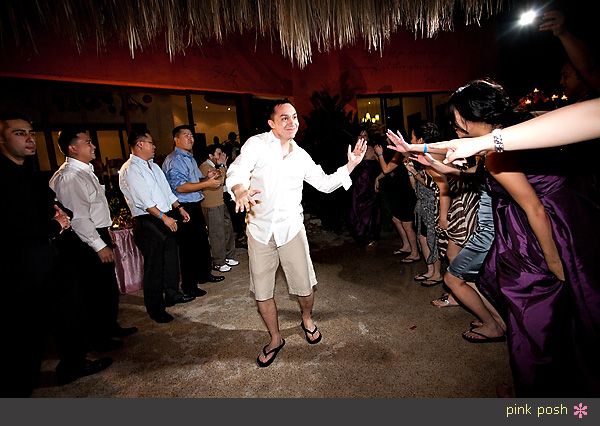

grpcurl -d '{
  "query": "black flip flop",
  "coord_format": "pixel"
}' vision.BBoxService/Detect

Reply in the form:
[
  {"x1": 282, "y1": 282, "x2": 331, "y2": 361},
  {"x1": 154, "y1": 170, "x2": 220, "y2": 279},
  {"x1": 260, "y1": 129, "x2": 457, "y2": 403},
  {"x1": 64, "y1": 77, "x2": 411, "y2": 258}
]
[
  {"x1": 462, "y1": 330, "x2": 506, "y2": 344},
  {"x1": 300, "y1": 322, "x2": 322, "y2": 344},
  {"x1": 256, "y1": 339, "x2": 285, "y2": 367},
  {"x1": 421, "y1": 278, "x2": 444, "y2": 287},
  {"x1": 400, "y1": 257, "x2": 420, "y2": 264},
  {"x1": 470, "y1": 319, "x2": 483, "y2": 329}
]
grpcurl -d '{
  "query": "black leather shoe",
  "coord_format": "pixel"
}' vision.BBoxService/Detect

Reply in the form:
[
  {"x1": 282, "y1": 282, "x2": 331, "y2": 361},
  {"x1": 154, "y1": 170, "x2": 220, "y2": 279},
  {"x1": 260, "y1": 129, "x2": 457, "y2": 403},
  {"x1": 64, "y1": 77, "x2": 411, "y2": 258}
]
[
  {"x1": 199, "y1": 274, "x2": 225, "y2": 284},
  {"x1": 149, "y1": 311, "x2": 174, "y2": 323},
  {"x1": 56, "y1": 357, "x2": 113, "y2": 386},
  {"x1": 165, "y1": 292, "x2": 196, "y2": 307},
  {"x1": 110, "y1": 325, "x2": 138, "y2": 338},
  {"x1": 183, "y1": 287, "x2": 207, "y2": 297},
  {"x1": 93, "y1": 338, "x2": 123, "y2": 352}
]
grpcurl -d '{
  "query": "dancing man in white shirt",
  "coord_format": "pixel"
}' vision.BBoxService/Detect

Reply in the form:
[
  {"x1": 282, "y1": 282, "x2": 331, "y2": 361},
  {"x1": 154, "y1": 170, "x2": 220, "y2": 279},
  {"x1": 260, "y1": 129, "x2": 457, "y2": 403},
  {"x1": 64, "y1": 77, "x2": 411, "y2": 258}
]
[{"x1": 227, "y1": 100, "x2": 367, "y2": 367}]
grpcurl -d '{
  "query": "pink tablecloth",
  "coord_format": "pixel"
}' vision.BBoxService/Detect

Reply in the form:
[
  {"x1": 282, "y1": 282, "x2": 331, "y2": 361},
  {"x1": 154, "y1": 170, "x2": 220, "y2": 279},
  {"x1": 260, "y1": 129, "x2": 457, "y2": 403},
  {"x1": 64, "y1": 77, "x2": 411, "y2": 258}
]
[{"x1": 109, "y1": 228, "x2": 144, "y2": 294}]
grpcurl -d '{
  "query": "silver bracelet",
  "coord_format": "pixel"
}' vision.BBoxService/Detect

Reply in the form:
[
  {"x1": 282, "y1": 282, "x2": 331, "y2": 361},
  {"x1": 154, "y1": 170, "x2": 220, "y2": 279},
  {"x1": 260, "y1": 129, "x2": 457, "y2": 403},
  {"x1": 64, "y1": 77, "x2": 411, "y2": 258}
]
[{"x1": 492, "y1": 128, "x2": 504, "y2": 153}]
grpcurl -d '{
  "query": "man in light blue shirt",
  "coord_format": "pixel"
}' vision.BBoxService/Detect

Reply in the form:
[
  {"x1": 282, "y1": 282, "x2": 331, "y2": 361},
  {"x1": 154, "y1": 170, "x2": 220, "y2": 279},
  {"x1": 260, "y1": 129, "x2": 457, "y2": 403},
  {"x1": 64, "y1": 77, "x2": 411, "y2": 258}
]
[
  {"x1": 119, "y1": 129, "x2": 195, "y2": 324},
  {"x1": 162, "y1": 125, "x2": 224, "y2": 294}
]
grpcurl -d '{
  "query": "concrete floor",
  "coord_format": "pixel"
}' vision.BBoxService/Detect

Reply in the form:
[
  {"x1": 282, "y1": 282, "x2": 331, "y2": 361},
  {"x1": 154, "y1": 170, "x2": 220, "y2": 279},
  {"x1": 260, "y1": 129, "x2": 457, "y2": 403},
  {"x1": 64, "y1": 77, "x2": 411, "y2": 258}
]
[{"x1": 33, "y1": 225, "x2": 513, "y2": 397}]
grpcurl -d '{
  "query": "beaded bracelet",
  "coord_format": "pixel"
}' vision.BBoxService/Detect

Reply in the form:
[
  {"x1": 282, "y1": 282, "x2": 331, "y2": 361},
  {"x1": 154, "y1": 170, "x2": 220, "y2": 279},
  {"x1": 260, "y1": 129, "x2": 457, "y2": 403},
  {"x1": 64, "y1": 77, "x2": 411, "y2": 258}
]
[{"x1": 492, "y1": 128, "x2": 504, "y2": 152}]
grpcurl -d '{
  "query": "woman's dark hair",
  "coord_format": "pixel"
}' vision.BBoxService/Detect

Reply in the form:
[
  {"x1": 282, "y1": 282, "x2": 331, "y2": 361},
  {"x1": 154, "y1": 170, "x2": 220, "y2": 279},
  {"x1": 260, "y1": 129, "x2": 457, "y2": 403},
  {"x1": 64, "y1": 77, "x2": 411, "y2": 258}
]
[
  {"x1": 412, "y1": 121, "x2": 441, "y2": 144},
  {"x1": 448, "y1": 78, "x2": 532, "y2": 129}
]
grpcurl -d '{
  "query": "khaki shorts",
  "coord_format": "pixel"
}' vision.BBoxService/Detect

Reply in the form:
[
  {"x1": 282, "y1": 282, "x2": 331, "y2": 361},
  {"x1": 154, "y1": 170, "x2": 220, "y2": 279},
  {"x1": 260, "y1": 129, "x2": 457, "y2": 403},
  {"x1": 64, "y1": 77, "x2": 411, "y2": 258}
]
[{"x1": 247, "y1": 227, "x2": 317, "y2": 301}]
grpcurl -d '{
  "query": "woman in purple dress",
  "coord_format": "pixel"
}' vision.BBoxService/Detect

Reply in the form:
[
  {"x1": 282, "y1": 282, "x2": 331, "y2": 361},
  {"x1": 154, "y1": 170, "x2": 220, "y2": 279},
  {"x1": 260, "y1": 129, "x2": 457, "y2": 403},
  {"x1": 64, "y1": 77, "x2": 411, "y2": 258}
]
[
  {"x1": 347, "y1": 130, "x2": 381, "y2": 248},
  {"x1": 448, "y1": 79, "x2": 600, "y2": 396}
]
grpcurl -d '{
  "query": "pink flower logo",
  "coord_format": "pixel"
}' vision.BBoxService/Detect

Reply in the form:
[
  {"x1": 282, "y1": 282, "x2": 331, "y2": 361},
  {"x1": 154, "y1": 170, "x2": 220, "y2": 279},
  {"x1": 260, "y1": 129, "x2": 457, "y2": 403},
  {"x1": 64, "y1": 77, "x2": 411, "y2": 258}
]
[{"x1": 574, "y1": 403, "x2": 588, "y2": 419}]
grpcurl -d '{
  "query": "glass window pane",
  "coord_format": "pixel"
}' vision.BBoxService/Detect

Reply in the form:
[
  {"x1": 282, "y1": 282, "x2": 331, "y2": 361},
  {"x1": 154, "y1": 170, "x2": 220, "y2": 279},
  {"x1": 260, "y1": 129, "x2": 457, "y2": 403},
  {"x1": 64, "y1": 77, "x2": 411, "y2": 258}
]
[
  {"x1": 126, "y1": 92, "x2": 179, "y2": 158},
  {"x1": 357, "y1": 97, "x2": 382, "y2": 125},
  {"x1": 96, "y1": 130, "x2": 124, "y2": 162},
  {"x1": 402, "y1": 97, "x2": 427, "y2": 134},
  {"x1": 52, "y1": 131, "x2": 66, "y2": 165},
  {"x1": 432, "y1": 93, "x2": 451, "y2": 127},
  {"x1": 171, "y1": 95, "x2": 188, "y2": 129},
  {"x1": 35, "y1": 133, "x2": 52, "y2": 172},
  {"x1": 191, "y1": 94, "x2": 238, "y2": 146}
]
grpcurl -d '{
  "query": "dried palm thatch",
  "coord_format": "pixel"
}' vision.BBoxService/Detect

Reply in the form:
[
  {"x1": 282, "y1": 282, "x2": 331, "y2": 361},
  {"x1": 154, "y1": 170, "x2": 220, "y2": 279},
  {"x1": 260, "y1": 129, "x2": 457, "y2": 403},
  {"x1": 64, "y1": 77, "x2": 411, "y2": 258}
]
[{"x1": 0, "y1": 0, "x2": 507, "y2": 68}]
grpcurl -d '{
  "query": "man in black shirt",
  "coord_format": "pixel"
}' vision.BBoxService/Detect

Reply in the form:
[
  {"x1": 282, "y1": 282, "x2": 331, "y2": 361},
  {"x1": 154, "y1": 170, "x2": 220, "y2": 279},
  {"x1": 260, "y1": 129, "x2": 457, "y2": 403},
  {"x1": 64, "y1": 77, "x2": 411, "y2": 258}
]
[{"x1": 0, "y1": 113, "x2": 111, "y2": 396}]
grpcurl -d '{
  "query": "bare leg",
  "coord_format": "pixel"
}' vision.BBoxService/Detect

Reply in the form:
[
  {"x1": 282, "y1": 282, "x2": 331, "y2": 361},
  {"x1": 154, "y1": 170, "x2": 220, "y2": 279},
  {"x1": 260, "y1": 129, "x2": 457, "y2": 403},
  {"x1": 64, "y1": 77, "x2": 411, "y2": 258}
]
[
  {"x1": 444, "y1": 273, "x2": 505, "y2": 338},
  {"x1": 465, "y1": 281, "x2": 506, "y2": 330},
  {"x1": 416, "y1": 235, "x2": 443, "y2": 280},
  {"x1": 392, "y1": 216, "x2": 410, "y2": 252},
  {"x1": 417, "y1": 235, "x2": 433, "y2": 277},
  {"x1": 429, "y1": 259, "x2": 443, "y2": 281},
  {"x1": 256, "y1": 298, "x2": 283, "y2": 363},
  {"x1": 297, "y1": 292, "x2": 321, "y2": 342},
  {"x1": 401, "y1": 221, "x2": 419, "y2": 259},
  {"x1": 446, "y1": 240, "x2": 461, "y2": 263}
]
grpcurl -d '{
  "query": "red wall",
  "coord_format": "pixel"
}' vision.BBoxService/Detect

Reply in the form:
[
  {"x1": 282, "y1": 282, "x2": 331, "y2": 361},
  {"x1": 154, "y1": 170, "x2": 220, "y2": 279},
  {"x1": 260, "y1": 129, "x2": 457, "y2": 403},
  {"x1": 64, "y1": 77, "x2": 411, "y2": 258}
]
[{"x1": 0, "y1": 21, "x2": 499, "y2": 114}]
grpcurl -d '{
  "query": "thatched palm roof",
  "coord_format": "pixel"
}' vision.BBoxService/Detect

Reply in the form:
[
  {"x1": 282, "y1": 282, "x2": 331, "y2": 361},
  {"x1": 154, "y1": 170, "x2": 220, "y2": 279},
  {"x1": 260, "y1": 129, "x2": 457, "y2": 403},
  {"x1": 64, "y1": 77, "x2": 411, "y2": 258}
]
[{"x1": 1, "y1": 0, "x2": 507, "y2": 68}]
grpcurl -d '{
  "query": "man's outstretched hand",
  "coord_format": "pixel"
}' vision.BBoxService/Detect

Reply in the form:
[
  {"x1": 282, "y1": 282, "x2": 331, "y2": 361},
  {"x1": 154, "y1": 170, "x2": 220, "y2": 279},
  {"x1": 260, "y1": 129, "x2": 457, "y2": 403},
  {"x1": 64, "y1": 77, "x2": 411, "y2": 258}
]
[{"x1": 346, "y1": 137, "x2": 368, "y2": 172}]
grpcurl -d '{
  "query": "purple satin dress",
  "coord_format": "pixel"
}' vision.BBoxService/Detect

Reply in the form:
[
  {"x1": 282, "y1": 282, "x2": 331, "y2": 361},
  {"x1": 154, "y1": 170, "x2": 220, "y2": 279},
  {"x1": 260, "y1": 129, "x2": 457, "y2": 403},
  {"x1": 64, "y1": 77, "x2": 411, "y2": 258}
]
[
  {"x1": 347, "y1": 159, "x2": 381, "y2": 246},
  {"x1": 479, "y1": 170, "x2": 600, "y2": 396}
]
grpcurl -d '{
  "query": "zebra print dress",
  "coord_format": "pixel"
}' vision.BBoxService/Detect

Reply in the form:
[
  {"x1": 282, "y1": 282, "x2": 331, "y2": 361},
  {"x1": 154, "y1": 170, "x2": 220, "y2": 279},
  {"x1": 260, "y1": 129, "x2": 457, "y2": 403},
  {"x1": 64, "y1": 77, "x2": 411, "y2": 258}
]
[{"x1": 435, "y1": 174, "x2": 480, "y2": 258}]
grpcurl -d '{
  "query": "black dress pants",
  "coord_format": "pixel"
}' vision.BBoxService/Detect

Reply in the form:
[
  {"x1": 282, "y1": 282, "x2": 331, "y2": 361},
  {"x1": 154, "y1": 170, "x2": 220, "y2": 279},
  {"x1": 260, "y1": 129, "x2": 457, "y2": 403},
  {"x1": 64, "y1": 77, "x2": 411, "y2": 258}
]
[
  {"x1": 71, "y1": 227, "x2": 120, "y2": 346},
  {"x1": 0, "y1": 236, "x2": 88, "y2": 397},
  {"x1": 133, "y1": 215, "x2": 180, "y2": 316},
  {"x1": 177, "y1": 202, "x2": 212, "y2": 292},
  {"x1": 0, "y1": 242, "x2": 53, "y2": 397},
  {"x1": 51, "y1": 230, "x2": 91, "y2": 365}
]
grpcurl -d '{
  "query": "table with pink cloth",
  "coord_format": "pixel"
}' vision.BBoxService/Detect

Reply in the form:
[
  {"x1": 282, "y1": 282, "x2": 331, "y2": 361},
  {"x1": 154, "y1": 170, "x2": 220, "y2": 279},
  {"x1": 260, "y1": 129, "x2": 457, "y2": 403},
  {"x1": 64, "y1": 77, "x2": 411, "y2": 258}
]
[{"x1": 109, "y1": 227, "x2": 144, "y2": 294}]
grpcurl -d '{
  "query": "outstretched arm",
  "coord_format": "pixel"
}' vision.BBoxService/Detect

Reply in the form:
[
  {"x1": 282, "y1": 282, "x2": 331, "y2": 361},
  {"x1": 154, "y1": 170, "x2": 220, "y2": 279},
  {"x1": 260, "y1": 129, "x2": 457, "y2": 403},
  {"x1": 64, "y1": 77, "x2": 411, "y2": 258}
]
[
  {"x1": 429, "y1": 98, "x2": 600, "y2": 163},
  {"x1": 303, "y1": 138, "x2": 367, "y2": 194},
  {"x1": 411, "y1": 152, "x2": 462, "y2": 176},
  {"x1": 487, "y1": 154, "x2": 565, "y2": 281},
  {"x1": 539, "y1": 10, "x2": 600, "y2": 92},
  {"x1": 386, "y1": 129, "x2": 446, "y2": 155},
  {"x1": 374, "y1": 144, "x2": 402, "y2": 174}
]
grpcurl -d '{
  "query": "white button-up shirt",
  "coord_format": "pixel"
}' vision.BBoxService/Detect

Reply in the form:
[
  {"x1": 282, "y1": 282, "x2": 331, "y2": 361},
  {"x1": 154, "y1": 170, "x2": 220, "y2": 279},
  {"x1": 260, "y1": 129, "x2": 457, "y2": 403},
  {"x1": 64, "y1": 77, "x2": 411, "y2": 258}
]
[
  {"x1": 49, "y1": 157, "x2": 112, "y2": 252},
  {"x1": 226, "y1": 131, "x2": 352, "y2": 246},
  {"x1": 119, "y1": 154, "x2": 178, "y2": 218}
]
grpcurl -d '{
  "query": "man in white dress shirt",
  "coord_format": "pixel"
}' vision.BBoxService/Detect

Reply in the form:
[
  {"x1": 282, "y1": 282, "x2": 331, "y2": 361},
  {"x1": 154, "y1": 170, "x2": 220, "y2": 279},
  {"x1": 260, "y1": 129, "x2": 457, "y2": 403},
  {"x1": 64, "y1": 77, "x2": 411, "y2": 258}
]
[
  {"x1": 49, "y1": 129, "x2": 138, "y2": 351},
  {"x1": 227, "y1": 100, "x2": 367, "y2": 367}
]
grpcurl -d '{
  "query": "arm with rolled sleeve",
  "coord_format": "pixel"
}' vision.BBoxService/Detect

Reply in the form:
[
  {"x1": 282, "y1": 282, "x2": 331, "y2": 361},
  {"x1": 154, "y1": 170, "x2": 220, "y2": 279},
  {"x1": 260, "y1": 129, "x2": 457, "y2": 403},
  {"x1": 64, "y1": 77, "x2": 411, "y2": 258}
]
[
  {"x1": 303, "y1": 156, "x2": 352, "y2": 193},
  {"x1": 124, "y1": 166, "x2": 163, "y2": 212},
  {"x1": 226, "y1": 137, "x2": 261, "y2": 199},
  {"x1": 54, "y1": 174, "x2": 106, "y2": 252},
  {"x1": 163, "y1": 157, "x2": 194, "y2": 195},
  {"x1": 157, "y1": 165, "x2": 180, "y2": 204}
]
